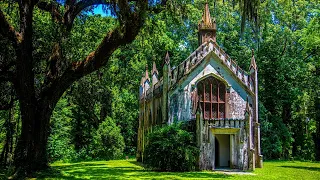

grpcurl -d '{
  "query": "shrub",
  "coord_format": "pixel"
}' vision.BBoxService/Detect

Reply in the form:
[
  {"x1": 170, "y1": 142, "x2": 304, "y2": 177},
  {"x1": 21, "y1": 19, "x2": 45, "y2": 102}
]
[
  {"x1": 92, "y1": 116, "x2": 125, "y2": 160},
  {"x1": 144, "y1": 122, "x2": 199, "y2": 172}
]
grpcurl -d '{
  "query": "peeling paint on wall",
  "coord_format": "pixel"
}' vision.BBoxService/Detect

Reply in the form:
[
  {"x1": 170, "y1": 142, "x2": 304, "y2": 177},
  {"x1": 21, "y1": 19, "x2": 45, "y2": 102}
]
[{"x1": 229, "y1": 88, "x2": 246, "y2": 119}]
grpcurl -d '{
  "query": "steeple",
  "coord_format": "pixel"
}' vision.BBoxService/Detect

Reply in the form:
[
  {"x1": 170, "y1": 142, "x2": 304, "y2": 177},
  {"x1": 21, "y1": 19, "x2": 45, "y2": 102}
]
[
  {"x1": 202, "y1": 0, "x2": 212, "y2": 26},
  {"x1": 198, "y1": 1, "x2": 217, "y2": 45}
]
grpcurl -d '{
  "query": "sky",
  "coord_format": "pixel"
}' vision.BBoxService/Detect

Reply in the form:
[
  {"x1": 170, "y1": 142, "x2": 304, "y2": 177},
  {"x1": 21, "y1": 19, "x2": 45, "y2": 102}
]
[{"x1": 93, "y1": 5, "x2": 110, "y2": 17}]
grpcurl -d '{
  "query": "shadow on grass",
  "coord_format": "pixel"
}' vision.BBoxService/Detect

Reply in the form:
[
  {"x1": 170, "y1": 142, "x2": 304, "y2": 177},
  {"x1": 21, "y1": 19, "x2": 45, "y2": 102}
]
[
  {"x1": 129, "y1": 160, "x2": 146, "y2": 168},
  {"x1": 32, "y1": 160, "x2": 232, "y2": 179},
  {"x1": 128, "y1": 161, "x2": 231, "y2": 179},
  {"x1": 280, "y1": 165, "x2": 320, "y2": 172}
]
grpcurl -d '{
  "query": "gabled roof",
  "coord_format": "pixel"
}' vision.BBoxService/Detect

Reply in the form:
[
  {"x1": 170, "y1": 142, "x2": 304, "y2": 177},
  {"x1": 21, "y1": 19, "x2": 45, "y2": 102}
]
[{"x1": 169, "y1": 39, "x2": 255, "y2": 95}]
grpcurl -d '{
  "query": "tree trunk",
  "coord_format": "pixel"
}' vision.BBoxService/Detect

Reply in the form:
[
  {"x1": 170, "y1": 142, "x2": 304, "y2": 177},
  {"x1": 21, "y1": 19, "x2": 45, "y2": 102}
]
[
  {"x1": 12, "y1": 1, "x2": 43, "y2": 175},
  {"x1": 13, "y1": 78, "x2": 76, "y2": 176},
  {"x1": 14, "y1": 99, "x2": 53, "y2": 174}
]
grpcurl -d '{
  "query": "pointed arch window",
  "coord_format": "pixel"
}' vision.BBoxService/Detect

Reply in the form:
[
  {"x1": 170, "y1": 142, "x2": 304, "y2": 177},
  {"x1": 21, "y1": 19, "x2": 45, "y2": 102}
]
[{"x1": 197, "y1": 76, "x2": 226, "y2": 119}]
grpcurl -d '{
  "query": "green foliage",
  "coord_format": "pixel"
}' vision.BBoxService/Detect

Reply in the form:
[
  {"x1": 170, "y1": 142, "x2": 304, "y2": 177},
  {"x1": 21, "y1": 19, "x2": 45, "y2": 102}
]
[
  {"x1": 261, "y1": 114, "x2": 293, "y2": 159},
  {"x1": 144, "y1": 123, "x2": 199, "y2": 172},
  {"x1": 48, "y1": 98, "x2": 75, "y2": 162},
  {"x1": 291, "y1": 93, "x2": 316, "y2": 160},
  {"x1": 260, "y1": 105, "x2": 281, "y2": 159},
  {"x1": 92, "y1": 117, "x2": 125, "y2": 160}
]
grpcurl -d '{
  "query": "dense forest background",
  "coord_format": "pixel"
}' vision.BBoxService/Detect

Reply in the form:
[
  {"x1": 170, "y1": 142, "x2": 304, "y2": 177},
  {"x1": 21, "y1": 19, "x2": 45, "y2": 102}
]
[{"x1": 0, "y1": 0, "x2": 319, "y2": 169}]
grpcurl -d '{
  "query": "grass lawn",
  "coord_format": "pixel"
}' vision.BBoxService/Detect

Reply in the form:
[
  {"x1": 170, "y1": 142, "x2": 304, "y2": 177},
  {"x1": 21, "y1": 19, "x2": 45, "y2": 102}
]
[{"x1": 3, "y1": 159, "x2": 319, "y2": 179}]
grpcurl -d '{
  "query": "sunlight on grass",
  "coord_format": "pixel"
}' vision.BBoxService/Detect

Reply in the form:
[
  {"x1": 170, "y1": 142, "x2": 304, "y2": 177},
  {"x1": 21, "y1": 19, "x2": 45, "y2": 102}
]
[{"x1": 30, "y1": 159, "x2": 320, "y2": 179}]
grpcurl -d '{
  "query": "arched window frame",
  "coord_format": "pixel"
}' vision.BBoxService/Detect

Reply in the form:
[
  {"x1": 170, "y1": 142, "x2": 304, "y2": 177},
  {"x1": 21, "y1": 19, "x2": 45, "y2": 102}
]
[{"x1": 195, "y1": 74, "x2": 230, "y2": 120}]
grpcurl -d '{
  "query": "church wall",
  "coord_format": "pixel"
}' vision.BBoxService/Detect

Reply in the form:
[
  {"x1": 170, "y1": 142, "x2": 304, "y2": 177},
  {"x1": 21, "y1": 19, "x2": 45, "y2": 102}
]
[
  {"x1": 152, "y1": 96, "x2": 162, "y2": 126},
  {"x1": 228, "y1": 88, "x2": 246, "y2": 119},
  {"x1": 144, "y1": 94, "x2": 163, "y2": 130},
  {"x1": 136, "y1": 90, "x2": 163, "y2": 162}
]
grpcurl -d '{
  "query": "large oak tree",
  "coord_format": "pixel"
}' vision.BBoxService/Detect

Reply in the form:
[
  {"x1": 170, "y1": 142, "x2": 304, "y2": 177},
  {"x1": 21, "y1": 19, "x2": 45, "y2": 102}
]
[{"x1": 0, "y1": 0, "x2": 156, "y2": 174}]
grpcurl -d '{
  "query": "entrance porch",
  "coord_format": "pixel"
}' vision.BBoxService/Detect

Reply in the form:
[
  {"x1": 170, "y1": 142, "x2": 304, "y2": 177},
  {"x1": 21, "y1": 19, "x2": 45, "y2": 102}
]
[{"x1": 211, "y1": 127, "x2": 240, "y2": 170}]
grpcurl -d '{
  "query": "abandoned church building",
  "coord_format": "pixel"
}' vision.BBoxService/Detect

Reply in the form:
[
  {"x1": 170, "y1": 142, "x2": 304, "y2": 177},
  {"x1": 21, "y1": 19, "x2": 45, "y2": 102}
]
[{"x1": 137, "y1": 2, "x2": 263, "y2": 171}]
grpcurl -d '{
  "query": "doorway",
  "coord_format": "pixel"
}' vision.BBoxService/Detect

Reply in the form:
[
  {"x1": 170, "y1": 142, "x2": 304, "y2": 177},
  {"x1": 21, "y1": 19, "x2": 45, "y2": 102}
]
[{"x1": 215, "y1": 134, "x2": 230, "y2": 168}]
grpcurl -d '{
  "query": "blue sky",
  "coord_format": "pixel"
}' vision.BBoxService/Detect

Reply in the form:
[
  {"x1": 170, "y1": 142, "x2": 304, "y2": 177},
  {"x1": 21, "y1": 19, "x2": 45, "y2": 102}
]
[{"x1": 93, "y1": 5, "x2": 110, "y2": 16}]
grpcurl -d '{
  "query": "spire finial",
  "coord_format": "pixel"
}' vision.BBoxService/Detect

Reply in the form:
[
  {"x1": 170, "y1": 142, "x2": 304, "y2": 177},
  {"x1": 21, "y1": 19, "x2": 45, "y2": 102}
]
[
  {"x1": 145, "y1": 63, "x2": 150, "y2": 80},
  {"x1": 245, "y1": 96, "x2": 250, "y2": 115},
  {"x1": 140, "y1": 72, "x2": 145, "y2": 86},
  {"x1": 165, "y1": 51, "x2": 170, "y2": 65},
  {"x1": 250, "y1": 49, "x2": 257, "y2": 71},
  {"x1": 152, "y1": 61, "x2": 159, "y2": 75},
  {"x1": 203, "y1": 0, "x2": 212, "y2": 26}
]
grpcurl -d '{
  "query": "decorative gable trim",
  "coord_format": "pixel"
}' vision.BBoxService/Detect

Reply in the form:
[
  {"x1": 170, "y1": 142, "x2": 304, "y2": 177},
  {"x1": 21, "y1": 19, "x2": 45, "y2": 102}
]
[{"x1": 169, "y1": 39, "x2": 254, "y2": 96}]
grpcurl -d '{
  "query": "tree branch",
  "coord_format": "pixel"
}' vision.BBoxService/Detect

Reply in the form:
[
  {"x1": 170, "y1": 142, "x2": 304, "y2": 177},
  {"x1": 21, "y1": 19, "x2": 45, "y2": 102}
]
[
  {"x1": 64, "y1": 0, "x2": 111, "y2": 31},
  {"x1": 37, "y1": 1, "x2": 62, "y2": 23},
  {"x1": 64, "y1": 0, "x2": 76, "y2": 14},
  {"x1": 279, "y1": 38, "x2": 287, "y2": 58},
  {"x1": 0, "y1": 8, "x2": 20, "y2": 47},
  {"x1": 41, "y1": 0, "x2": 148, "y2": 103},
  {"x1": 69, "y1": 0, "x2": 146, "y2": 77},
  {"x1": 303, "y1": 49, "x2": 317, "y2": 61},
  {"x1": 65, "y1": 0, "x2": 77, "y2": 7}
]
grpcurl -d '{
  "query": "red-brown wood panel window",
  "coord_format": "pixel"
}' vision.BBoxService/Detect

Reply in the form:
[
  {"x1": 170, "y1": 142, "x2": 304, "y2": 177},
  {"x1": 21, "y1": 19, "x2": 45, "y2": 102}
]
[{"x1": 197, "y1": 76, "x2": 226, "y2": 119}]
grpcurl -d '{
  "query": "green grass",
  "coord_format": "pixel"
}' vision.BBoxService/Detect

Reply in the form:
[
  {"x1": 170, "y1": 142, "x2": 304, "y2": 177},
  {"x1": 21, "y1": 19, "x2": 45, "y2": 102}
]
[{"x1": 9, "y1": 160, "x2": 320, "y2": 179}]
